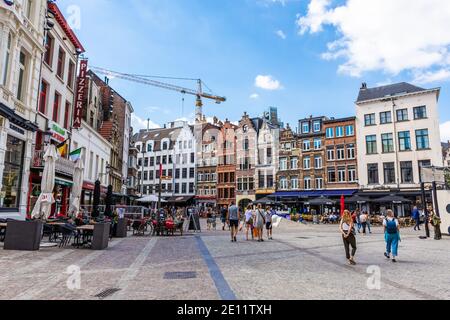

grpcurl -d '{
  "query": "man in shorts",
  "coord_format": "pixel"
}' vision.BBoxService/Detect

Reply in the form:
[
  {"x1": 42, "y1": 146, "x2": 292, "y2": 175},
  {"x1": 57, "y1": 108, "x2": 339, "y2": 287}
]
[{"x1": 227, "y1": 201, "x2": 240, "y2": 242}]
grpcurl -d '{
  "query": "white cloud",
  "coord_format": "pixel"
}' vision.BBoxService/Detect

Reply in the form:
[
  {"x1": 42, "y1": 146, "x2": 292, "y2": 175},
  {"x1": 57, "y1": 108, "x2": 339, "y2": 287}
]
[
  {"x1": 441, "y1": 122, "x2": 450, "y2": 142},
  {"x1": 276, "y1": 30, "x2": 287, "y2": 40},
  {"x1": 250, "y1": 93, "x2": 260, "y2": 99},
  {"x1": 414, "y1": 69, "x2": 450, "y2": 84},
  {"x1": 255, "y1": 75, "x2": 283, "y2": 90},
  {"x1": 297, "y1": 0, "x2": 450, "y2": 82},
  {"x1": 131, "y1": 114, "x2": 160, "y2": 130}
]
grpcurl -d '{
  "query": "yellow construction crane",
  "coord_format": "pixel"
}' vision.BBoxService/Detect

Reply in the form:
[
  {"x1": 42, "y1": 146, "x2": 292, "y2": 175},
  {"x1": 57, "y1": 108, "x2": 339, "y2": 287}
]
[{"x1": 90, "y1": 66, "x2": 226, "y2": 121}]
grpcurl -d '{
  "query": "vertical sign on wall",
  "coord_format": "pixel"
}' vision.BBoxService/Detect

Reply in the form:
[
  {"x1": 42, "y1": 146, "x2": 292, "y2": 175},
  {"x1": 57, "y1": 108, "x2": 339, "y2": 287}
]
[{"x1": 73, "y1": 59, "x2": 88, "y2": 129}]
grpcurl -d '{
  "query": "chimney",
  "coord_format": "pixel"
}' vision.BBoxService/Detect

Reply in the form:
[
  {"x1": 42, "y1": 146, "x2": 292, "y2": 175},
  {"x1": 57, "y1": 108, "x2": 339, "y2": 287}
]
[{"x1": 361, "y1": 82, "x2": 367, "y2": 90}]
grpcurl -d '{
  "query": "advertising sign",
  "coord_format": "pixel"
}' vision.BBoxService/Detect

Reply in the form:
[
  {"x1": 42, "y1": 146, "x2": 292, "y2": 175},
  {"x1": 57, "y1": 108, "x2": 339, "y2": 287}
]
[{"x1": 73, "y1": 59, "x2": 88, "y2": 129}]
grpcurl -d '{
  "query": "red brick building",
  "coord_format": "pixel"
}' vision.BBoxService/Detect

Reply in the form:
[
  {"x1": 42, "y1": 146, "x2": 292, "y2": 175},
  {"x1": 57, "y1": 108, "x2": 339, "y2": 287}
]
[{"x1": 323, "y1": 117, "x2": 358, "y2": 189}]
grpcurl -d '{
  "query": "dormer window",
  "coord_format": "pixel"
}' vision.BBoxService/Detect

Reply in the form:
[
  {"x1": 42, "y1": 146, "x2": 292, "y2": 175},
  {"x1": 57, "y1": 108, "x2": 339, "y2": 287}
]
[
  {"x1": 147, "y1": 143, "x2": 152, "y2": 152},
  {"x1": 302, "y1": 122, "x2": 310, "y2": 134},
  {"x1": 162, "y1": 141, "x2": 168, "y2": 150}
]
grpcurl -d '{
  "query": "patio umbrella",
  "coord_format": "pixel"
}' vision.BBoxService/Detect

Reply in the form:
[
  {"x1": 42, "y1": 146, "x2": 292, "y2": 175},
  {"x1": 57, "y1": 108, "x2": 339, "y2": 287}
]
[
  {"x1": 374, "y1": 195, "x2": 412, "y2": 204},
  {"x1": 92, "y1": 180, "x2": 101, "y2": 218},
  {"x1": 346, "y1": 195, "x2": 371, "y2": 204},
  {"x1": 306, "y1": 196, "x2": 336, "y2": 206},
  {"x1": 68, "y1": 159, "x2": 84, "y2": 218},
  {"x1": 104, "y1": 185, "x2": 114, "y2": 218},
  {"x1": 31, "y1": 144, "x2": 58, "y2": 220}
]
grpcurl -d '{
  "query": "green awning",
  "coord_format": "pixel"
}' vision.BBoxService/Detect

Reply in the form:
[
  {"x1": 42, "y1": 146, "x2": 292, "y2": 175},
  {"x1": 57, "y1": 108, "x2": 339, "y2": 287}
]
[{"x1": 55, "y1": 178, "x2": 73, "y2": 187}]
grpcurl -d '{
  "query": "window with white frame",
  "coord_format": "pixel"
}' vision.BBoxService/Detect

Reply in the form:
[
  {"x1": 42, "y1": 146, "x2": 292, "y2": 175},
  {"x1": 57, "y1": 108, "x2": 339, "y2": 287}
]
[
  {"x1": 279, "y1": 177, "x2": 288, "y2": 190},
  {"x1": 337, "y1": 147, "x2": 345, "y2": 160},
  {"x1": 291, "y1": 177, "x2": 299, "y2": 190},
  {"x1": 338, "y1": 167, "x2": 346, "y2": 182},
  {"x1": 290, "y1": 157, "x2": 298, "y2": 169},
  {"x1": 303, "y1": 140, "x2": 311, "y2": 151},
  {"x1": 326, "y1": 127, "x2": 334, "y2": 138},
  {"x1": 346, "y1": 125, "x2": 354, "y2": 136},
  {"x1": 336, "y1": 126, "x2": 344, "y2": 137},
  {"x1": 304, "y1": 177, "x2": 311, "y2": 190},
  {"x1": 347, "y1": 144, "x2": 355, "y2": 159},
  {"x1": 315, "y1": 178, "x2": 323, "y2": 190},
  {"x1": 315, "y1": 156, "x2": 322, "y2": 169},
  {"x1": 302, "y1": 122, "x2": 310, "y2": 133},
  {"x1": 280, "y1": 158, "x2": 288, "y2": 170},
  {"x1": 348, "y1": 166, "x2": 357, "y2": 182},
  {"x1": 17, "y1": 51, "x2": 28, "y2": 102},
  {"x1": 313, "y1": 121, "x2": 321, "y2": 132},
  {"x1": 2, "y1": 33, "x2": 11, "y2": 85},
  {"x1": 314, "y1": 139, "x2": 322, "y2": 150},
  {"x1": 303, "y1": 157, "x2": 311, "y2": 170},
  {"x1": 327, "y1": 148, "x2": 335, "y2": 161}
]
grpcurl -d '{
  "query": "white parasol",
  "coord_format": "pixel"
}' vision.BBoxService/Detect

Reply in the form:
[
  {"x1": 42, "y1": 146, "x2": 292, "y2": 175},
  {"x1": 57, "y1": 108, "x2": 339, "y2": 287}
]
[{"x1": 31, "y1": 144, "x2": 58, "y2": 220}]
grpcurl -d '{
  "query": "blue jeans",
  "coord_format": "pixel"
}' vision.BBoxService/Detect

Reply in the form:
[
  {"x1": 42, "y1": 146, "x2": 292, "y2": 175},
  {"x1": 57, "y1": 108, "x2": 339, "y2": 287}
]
[{"x1": 385, "y1": 233, "x2": 400, "y2": 257}]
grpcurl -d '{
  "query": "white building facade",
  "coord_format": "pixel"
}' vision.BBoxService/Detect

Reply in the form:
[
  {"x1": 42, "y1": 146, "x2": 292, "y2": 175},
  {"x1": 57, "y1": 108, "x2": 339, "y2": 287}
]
[
  {"x1": 356, "y1": 82, "x2": 443, "y2": 190},
  {"x1": 0, "y1": 0, "x2": 46, "y2": 219},
  {"x1": 30, "y1": 2, "x2": 84, "y2": 217}
]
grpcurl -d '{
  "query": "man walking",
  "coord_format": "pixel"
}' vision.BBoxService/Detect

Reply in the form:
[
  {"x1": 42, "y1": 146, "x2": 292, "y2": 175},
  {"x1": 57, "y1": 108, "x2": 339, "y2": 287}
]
[
  {"x1": 227, "y1": 201, "x2": 240, "y2": 242},
  {"x1": 412, "y1": 206, "x2": 421, "y2": 231}
]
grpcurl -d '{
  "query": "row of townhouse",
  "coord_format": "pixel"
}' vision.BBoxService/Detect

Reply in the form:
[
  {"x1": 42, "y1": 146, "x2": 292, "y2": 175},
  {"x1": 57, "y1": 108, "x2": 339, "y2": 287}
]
[
  {"x1": 0, "y1": 1, "x2": 136, "y2": 220},
  {"x1": 134, "y1": 82, "x2": 445, "y2": 211}
]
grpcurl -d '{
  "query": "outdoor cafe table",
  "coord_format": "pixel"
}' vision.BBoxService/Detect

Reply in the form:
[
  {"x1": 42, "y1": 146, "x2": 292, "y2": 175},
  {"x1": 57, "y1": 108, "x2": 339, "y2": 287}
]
[{"x1": 76, "y1": 224, "x2": 109, "y2": 250}]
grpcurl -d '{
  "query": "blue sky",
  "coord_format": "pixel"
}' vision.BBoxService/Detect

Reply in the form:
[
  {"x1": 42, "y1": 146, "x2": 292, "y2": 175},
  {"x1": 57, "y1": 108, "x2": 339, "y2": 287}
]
[{"x1": 60, "y1": 0, "x2": 450, "y2": 140}]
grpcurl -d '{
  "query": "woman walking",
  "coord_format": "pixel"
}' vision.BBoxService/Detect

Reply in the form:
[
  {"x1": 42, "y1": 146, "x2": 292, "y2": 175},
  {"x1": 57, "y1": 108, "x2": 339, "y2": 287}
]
[
  {"x1": 254, "y1": 204, "x2": 266, "y2": 242},
  {"x1": 339, "y1": 210, "x2": 357, "y2": 265},
  {"x1": 244, "y1": 205, "x2": 254, "y2": 241},
  {"x1": 384, "y1": 210, "x2": 400, "y2": 263}
]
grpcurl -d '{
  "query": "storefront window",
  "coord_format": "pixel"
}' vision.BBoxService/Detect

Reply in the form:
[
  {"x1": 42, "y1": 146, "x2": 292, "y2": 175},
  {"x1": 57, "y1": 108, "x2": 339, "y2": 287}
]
[{"x1": 0, "y1": 135, "x2": 25, "y2": 210}]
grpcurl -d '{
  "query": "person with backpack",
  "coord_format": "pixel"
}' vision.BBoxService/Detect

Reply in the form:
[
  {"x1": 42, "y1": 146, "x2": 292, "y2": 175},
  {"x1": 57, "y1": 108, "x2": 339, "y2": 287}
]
[
  {"x1": 339, "y1": 210, "x2": 357, "y2": 265},
  {"x1": 255, "y1": 204, "x2": 266, "y2": 242},
  {"x1": 384, "y1": 210, "x2": 400, "y2": 263}
]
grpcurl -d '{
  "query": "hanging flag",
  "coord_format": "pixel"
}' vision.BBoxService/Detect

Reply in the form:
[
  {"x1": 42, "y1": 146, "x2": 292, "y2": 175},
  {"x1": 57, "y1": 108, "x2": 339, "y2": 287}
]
[
  {"x1": 57, "y1": 140, "x2": 68, "y2": 157},
  {"x1": 69, "y1": 148, "x2": 82, "y2": 162}
]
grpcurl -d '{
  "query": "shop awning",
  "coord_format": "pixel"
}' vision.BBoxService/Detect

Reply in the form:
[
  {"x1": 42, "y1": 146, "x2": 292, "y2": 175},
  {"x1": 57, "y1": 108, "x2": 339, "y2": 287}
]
[
  {"x1": 166, "y1": 196, "x2": 195, "y2": 203},
  {"x1": 55, "y1": 177, "x2": 73, "y2": 187},
  {"x1": 0, "y1": 102, "x2": 39, "y2": 132},
  {"x1": 269, "y1": 190, "x2": 357, "y2": 199}
]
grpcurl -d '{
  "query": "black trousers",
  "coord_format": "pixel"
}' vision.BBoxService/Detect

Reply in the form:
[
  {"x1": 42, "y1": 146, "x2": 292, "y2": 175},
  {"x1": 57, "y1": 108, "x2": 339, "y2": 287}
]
[{"x1": 343, "y1": 233, "x2": 357, "y2": 260}]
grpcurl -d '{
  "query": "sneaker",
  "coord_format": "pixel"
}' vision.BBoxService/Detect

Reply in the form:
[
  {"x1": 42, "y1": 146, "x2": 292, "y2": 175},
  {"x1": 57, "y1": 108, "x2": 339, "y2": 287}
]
[
  {"x1": 384, "y1": 252, "x2": 390, "y2": 259},
  {"x1": 349, "y1": 258, "x2": 356, "y2": 265},
  {"x1": 234, "y1": 236, "x2": 237, "y2": 242},
  {"x1": 392, "y1": 259, "x2": 397, "y2": 263}
]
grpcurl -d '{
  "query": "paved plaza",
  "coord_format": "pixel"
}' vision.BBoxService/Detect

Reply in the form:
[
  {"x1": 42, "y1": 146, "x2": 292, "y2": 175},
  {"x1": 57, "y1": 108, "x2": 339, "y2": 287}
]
[{"x1": 0, "y1": 220, "x2": 448, "y2": 300}]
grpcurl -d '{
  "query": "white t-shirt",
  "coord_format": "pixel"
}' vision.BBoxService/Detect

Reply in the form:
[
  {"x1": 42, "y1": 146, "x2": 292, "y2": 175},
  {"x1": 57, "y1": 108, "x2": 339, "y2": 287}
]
[
  {"x1": 245, "y1": 210, "x2": 253, "y2": 222},
  {"x1": 360, "y1": 214, "x2": 368, "y2": 223}
]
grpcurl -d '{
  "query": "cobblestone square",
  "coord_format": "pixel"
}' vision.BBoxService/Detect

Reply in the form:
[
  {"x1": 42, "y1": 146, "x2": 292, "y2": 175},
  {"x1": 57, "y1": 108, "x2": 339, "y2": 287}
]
[{"x1": 0, "y1": 220, "x2": 448, "y2": 300}]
